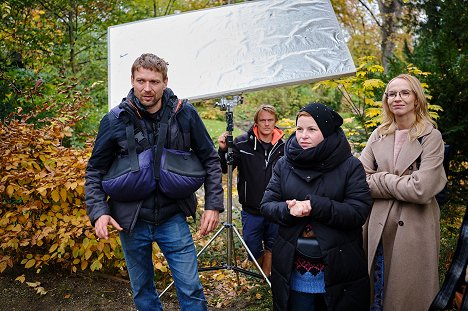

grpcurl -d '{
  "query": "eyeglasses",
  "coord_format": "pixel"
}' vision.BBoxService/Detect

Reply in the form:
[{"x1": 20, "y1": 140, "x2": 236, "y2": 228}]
[{"x1": 385, "y1": 89, "x2": 413, "y2": 100}]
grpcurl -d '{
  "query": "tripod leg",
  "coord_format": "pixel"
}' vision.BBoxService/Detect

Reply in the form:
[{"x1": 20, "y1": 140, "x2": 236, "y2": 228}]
[{"x1": 232, "y1": 225, "x2": 271, "y2": 287}]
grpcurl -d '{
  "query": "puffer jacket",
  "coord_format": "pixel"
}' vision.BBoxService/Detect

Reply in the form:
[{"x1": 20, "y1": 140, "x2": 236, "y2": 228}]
[
  {"x1": 219, "y1": 126, "x2": 284, "y2": 215},
  {"x1": 85, "y1": 88, "x2": 224, "y2": 232},
  {"x1": 261, "y1": 130, "x2": 372, "y2": 311}
]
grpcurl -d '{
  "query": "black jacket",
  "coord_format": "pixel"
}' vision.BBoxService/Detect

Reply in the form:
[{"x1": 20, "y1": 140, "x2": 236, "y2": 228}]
[
  {"x1": 85, "y1": 88, "x2": 224, "y2": 232},
  {"x1": 261, "y1": 130, "x2": 372, "y2": 311},
  {"x1": 219, "y1": 126, "x2": 284, "y2": 215}
]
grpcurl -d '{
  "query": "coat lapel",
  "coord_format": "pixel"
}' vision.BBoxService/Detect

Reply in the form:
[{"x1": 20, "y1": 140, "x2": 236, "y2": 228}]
[
  {"x1": 371, "y1": 135, "x2": 394, "y2": 172},
  {"x1": 394, "y1": 139, "x2": 422, "y2": 176}
]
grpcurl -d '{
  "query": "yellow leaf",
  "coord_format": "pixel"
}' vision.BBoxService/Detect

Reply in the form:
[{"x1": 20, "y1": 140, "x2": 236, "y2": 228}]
[
  {"x1": 81, "y1": 260, "x2": 88, "y2": 270},
  {"x1": 75, "y1": 186, "x2": 84, "y2": 195},
  {"x1": 90, "y1": 260, "x2": 102, "y2": 271},
  {"x1": 51, "y1": 189, "x2": 60, "y2": 202},
  {"x1": 37, "y1": 187, "x2": 47, "y2": 197},
  {"x1": 49, "y1": 243, "x2": 58, "y2": 253},
  {"x1": 6, "y1": 185, "x2": 14, "y2": 196},
  {"x1": 64, "y1": 294, "x2": 71, "y2": 299},
  {"x1": 15, "y1": 275, "x2": 26, "y2": 283},
  {"x1": 12, "y1": 224, "x2": 22, "y2": 232},
  {"x1": 84, "y1": 249, "x2": 92, "y2": 260},
  {"x1": 36, "y1": 286, "x2": 48, "y2": 295},
  {"x1": 25, "y1": 259, "x2": 36, "y2": 269},
  {"x1": 60, "y1": 188, "x2": 67, "y2": 201},
  {"x1": 256, "y1": 293, "x2": 262, "y2": 299},
  {"x1": 26, "y1": 281, "x2": 40, "y2": 288}
]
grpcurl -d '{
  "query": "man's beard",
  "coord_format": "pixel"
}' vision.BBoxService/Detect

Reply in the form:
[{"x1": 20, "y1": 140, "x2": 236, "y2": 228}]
[{"x1": 141, "y1": 94, "x2": 162, "y2": 110}]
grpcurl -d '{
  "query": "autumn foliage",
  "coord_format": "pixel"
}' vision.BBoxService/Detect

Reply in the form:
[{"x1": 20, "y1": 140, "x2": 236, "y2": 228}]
[{"x1": 0, "y1": 83, "x2": 129, "y2": 274}]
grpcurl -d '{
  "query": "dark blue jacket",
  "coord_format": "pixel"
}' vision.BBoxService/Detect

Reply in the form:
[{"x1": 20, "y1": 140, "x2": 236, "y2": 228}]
[{"x1": 85, "y1": 88, "x2": 224, "y2": 232}]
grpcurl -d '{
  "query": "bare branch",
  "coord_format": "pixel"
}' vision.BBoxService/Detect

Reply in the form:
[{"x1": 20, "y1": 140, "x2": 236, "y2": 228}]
[{"x1": 357, "y1": 0, "x2": 381, "y2": 28}]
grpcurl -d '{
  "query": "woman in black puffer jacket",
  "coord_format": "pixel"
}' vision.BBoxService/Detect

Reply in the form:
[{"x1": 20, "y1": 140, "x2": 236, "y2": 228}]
[{"x1": 261, "y1": 103, "x2": 372, "y2": 311}]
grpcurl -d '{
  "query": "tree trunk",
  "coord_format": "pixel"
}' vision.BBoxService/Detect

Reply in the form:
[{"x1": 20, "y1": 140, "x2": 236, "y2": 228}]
[{"x1": 378, "y1": 0, "x2": 403, "y2": 72}]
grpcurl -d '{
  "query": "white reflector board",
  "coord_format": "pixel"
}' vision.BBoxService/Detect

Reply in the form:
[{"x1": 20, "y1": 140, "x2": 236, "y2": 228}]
[{"x1": 108, "y1": 0, "x2": 355, "y2": 108}]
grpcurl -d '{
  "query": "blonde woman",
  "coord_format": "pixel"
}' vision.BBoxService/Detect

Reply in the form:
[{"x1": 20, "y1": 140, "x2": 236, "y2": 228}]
[{"x1": 359, "y1": 74, "x2": 447, "y2": 311}]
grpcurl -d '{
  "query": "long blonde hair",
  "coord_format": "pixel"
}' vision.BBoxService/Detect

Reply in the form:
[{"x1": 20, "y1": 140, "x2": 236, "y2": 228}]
[{"x1": 378, "y1": 74, "x2": 436, "y2": 141}]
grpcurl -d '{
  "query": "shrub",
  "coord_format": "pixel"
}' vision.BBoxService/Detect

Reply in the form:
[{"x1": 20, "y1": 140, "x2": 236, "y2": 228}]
[{"x1": 0, "y1": 83, "x2": 130, "y2": 274}]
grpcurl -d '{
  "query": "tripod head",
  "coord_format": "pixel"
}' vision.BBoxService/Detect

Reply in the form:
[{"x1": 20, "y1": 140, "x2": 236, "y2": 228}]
[
  {"x1": 215, "y1": 96, "x2": 243, "y2": 157},
  {"x1": 214, "y1": 96, "x2": 243, "y2": 113}
]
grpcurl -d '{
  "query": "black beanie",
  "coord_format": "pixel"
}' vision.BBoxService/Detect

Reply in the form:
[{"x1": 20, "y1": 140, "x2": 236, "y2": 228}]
[{"x1": 297, "y1": 103, "x2": 343, "y2": 138}]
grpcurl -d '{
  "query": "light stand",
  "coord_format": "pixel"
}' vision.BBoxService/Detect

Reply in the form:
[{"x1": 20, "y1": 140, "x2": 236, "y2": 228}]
[{"x1": 159, "y1": 96, "x2": 270, "y2": 298}]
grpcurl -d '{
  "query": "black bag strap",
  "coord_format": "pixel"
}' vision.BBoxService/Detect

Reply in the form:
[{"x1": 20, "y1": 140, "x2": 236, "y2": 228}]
[
  {"x1": 126, "y1": 122, "x2": 139, "y2": 172},
  {"x1": 153, "y1": 99, "x2": 182, "y2": 181},
  {"x1": 110, "y1": 106, "x2": 140, "y2": 172}
]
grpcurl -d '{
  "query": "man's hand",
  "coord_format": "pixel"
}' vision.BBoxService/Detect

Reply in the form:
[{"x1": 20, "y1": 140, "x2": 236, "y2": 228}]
[
  {"x1": 287, "y1": 199, "x2": 311, "y2": 217},
  {"x1": 217, "y1": 132, "x2": 228, "y2": 151},
  {"x1": 95, "y1": 215, "x2": 123, "y2": 239},
  {"x1": 199, "y1": 210, "x2": 220, "y2": 236}
]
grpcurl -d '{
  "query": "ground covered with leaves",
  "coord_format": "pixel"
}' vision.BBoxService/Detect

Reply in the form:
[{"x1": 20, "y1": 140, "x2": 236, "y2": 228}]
[{"x1": 0, "y1": 263, "x2": 271, "y2": 311}]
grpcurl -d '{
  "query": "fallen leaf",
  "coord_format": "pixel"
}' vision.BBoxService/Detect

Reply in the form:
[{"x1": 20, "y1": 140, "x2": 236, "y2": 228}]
[
  {"x1": 36, "y1": 287, "x2": 48, "y2": 296},
  {"x1": 15, "y1": 275, "x2": 26, "y2": 283},
  {"x1": 26, "y1": 281, "x2": 41, "y2": 288}
]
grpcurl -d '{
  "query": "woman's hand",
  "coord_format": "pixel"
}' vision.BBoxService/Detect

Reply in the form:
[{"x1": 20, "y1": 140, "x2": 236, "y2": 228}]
[{"x1": 286, "y1": 199, "x2": 312, "y2": 217}]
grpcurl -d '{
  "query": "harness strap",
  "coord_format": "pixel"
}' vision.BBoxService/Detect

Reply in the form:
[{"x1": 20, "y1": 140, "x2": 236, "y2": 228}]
[
  {"x1": 153, "y1": 99, "x2": 182, "y2": 181},
  {"x1": 126, "y1": 122, "x2": 139, "y2": 172}
]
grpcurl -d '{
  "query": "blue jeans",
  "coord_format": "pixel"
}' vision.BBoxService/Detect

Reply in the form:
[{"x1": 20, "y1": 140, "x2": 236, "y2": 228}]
[
  {"x1": 119, "y1": 213, "x2": 207, "y2": 311},
  {"x1": 241, "y1": 210, "x2": 278, "y2": 260}
]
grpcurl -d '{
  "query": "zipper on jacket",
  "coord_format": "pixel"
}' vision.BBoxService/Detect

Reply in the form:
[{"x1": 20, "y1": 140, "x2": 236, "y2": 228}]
[{"x1": 265, "y1": 140, "x2": 284, "y2": 168}]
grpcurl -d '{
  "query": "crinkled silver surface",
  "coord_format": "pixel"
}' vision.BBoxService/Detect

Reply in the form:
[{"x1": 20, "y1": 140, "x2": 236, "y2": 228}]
[{"x1": 108, "y1": 0, "x2": 355, "y2": 107}]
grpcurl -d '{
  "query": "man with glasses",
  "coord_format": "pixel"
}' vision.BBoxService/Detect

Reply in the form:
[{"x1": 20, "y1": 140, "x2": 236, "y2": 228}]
[{"x1": 218, "y1": 104, "x2": 284, "y2": 277}]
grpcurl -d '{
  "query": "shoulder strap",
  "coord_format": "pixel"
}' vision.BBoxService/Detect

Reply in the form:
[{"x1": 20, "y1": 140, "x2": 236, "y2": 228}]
[
  {"x1": 153, "y1": 99, "x2": 182, "y2": 180},
  {"x1": 126, "y1": 122, "x2": 139, "y2": 172},
  {"x1": 110, "y1": 105, "x2": 140, "y2": 172}
]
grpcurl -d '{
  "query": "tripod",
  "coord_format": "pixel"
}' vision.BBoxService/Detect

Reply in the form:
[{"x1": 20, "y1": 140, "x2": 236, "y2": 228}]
[{"x1": 160, "y1": 96, "x2": 270, "y2": 298}]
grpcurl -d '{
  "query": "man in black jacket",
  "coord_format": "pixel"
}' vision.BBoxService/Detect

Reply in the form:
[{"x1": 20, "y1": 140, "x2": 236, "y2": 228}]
[
  {"x1": 85, "y1": 53, "x2": 224, "y2": 311},
  {"x1": 217, "y1": 104, "x2": 284, "y2": 277}
]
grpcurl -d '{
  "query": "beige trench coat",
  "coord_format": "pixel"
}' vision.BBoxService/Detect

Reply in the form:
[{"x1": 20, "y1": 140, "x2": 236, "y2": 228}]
[{"x1": 359, "y1": 124, "x2": 447, "y2": 311}]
